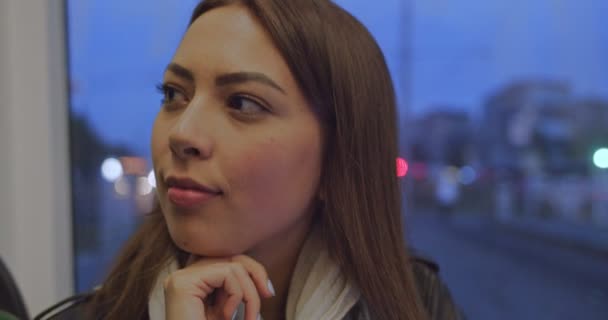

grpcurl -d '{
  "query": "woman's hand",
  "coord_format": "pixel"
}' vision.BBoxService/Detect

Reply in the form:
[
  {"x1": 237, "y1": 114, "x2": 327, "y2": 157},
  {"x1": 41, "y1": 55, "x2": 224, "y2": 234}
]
[{"x1": 163, "y1": 254, "x2": 276, "y2": 320}]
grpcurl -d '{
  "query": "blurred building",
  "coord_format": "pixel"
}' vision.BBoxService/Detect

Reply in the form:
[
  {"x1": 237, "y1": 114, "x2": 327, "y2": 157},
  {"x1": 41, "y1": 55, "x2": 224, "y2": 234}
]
[
  {"x1": 408, "y1": 109, "x2": 474, "y2": 167},
  {"x1": 480, "y1": 80, "x2": 571, "y2": 172},
  {"x1": 405, "y1": 110, "x2": 477, "y2": 211},
  {"x1": 479, "y1": 80, "x2": 608, "y2": 224}
]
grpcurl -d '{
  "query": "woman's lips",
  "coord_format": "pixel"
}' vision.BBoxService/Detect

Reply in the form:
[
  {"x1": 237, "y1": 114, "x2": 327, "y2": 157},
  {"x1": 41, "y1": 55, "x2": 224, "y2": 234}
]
[{"x1": 167, "y1": 187, "x2": 219, "y2": 208}]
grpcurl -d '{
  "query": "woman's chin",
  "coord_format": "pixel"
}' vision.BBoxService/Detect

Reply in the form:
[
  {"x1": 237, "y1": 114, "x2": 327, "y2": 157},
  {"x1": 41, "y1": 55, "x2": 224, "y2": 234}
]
[{"x1": 170, "y1": 232, "x2": 246, "y2": 258}]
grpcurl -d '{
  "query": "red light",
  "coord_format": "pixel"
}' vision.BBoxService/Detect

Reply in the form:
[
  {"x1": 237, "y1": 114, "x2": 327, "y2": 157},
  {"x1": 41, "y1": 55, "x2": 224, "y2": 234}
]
[{"x1": 396, "y1": 157, "x2": 409, "y2": 178}]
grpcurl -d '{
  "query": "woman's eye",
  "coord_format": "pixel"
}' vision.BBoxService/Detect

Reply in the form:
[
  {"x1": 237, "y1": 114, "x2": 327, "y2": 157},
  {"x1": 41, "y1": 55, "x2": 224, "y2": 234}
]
[
  {"x1": 227, "y1": 95, "x2": 268, "y2": 115},
  {"x1": 156, "y1": 83, "x2": 187, "y2": 107}
]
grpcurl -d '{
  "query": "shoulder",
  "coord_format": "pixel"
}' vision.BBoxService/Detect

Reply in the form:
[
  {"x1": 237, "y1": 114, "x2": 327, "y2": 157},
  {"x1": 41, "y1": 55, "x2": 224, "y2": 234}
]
[
  {"x1": 34, "y1": 292, "x2": 96, "y2": 320},
  {"x1": 348, "y1": 253, "x2": 466, "y2": 320},
  {"x1": 409, "y1": 253, "x2": 466, "y2": 320}
]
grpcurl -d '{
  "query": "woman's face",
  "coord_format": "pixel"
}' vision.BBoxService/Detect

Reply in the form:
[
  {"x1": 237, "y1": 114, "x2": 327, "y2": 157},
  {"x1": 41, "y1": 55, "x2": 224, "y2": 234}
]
[{"x1": 151, "y1": 4, "x2": 324, "y2": 257}]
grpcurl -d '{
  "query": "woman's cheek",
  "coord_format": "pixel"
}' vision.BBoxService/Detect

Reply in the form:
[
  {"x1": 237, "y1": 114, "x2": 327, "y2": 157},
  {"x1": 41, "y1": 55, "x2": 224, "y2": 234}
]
[
  {"x1": 227, "y1": 138, "x2": 320, "y2": 225},
  {"x1": 228, "y1": 142, "x2": 289, "y2": 208}
]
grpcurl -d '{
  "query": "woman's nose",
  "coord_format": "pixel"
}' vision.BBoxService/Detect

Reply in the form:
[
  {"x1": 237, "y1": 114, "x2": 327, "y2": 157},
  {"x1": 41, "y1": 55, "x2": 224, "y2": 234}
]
[
  {"x1": 169, "y1": 137, "x2": 207, "y2": 159},
  {"x1": 168, "y1": 111, "x2": 213, "y2": 160},
  {"x1": 169, "y1": 132, "x2": 213, "y2": 160}
]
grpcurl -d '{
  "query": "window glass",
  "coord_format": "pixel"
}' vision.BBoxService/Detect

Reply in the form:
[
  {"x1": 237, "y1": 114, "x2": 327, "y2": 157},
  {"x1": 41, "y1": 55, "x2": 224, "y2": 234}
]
[{"x1": 67, "y1": 1, "x2": 608, "y2": 318}]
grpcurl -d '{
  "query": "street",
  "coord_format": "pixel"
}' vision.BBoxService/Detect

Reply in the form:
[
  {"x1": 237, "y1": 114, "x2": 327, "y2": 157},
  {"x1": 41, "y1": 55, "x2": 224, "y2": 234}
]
[{"x1": 406, "y1": 212, "x2": 608, "y2": 320}]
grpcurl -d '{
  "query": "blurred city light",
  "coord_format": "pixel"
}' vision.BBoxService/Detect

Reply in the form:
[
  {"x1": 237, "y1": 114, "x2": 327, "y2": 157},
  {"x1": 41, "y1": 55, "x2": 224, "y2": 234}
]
[
  {"x1": 113, "y1": 176, "x2": 130, "y2": 197},
  {"x1": 120, "y1": 156, "x2": 148, "y2": 175},
  {"x1": 148, "y1": 170, "x2": 157, "y2": 188},
  {"x1": 101, "y1": 157, "x2": 123, "y2": 182},
  {"x1": 447, "y1": 166, "x2": 460, "y2": 180},
  {"x1": 459, "y1": 166, "x2": 477, "y2": 185},
  {"x1": 136, "y1": 176, "x2": 153, "y2": 196},
  {"x1": 593, "y1": 148, "x2": 608, "y2": 169},
  {"x1": 396, "y1": 157, "x2": 409, "y2": 178}
]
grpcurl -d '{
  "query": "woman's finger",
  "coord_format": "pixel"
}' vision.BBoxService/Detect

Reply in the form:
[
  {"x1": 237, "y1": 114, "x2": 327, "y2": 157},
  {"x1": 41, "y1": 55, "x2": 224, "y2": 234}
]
[
  {"x1": 213, "y1": 262, "x2": 262, "y2": 320},
  {"x1": 231, "y1": 255, "x2": 275, "y2": 298},
  {"x1": 221, "y1": 292, "x2": 242, "y2": 320},
  {"x1": 209, "y1": 265, "x2": 245, "y2": 320},
  {"x1": 164, "y1": 264, "x2": 243, "y2": 320},
  {"x1": 165, "y1": 255, "x2": 271, "y2": 320},
  {"x1": 229, "y1": 263, "x2": 261, "y2": 320}
]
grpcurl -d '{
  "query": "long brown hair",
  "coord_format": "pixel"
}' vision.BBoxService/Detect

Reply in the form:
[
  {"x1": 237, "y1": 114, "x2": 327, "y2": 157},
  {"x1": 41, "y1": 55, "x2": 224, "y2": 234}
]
[{"x1": 90, "y1": 1, "x2": 428, "y2": 319}]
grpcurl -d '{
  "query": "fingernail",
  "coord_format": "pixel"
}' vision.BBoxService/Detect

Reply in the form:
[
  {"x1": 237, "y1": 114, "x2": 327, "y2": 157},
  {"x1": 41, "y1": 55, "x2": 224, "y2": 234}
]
[
  {"x1": 257, "y1": 313, "x2": 261, "y2": 320},
  {"x1": 267, "y1": 279, "x2": 276, "y2": 296},
  {"x1": 231, "y1": 310, "x2": 238, "y2": 320}
]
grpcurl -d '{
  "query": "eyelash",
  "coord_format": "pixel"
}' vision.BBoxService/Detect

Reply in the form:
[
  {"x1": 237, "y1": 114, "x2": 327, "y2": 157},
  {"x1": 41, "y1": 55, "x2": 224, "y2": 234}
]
[
  {"x1": 226, "y1": 94, "x2": 270, "y2": 116},
  {"x1": 155, "y1": 83, "x2": 186, "y2": 108},
  {"x1": 155, "y1": 82, "x2": 270, "y2": 116}
]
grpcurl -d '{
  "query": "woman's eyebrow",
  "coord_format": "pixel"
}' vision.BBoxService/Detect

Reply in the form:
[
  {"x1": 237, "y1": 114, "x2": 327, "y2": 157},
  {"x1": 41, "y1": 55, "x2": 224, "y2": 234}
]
[
  {"x1": 216, "y1": 72, "x2": 286, "y2": 95},
  {"x1": 165, "y1": 63, "x2": 195, "y2": 82},
  {"x1": 164, "y1": 63, "x2": 286, "y2": 95}
]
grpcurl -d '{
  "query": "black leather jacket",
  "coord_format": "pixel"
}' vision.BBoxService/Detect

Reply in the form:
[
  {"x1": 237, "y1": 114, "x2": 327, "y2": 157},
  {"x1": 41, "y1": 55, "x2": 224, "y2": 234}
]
[
  {"x1": 35, "y1": 256, "x2": 465, "y2": 320},
  {"x1": 410, "y1": 256, "x2": 465, "y2": 320}
]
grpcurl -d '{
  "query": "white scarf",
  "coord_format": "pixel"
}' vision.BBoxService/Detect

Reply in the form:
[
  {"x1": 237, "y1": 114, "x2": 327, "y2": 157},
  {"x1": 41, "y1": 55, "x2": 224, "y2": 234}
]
[{"x1": 148, "y1": 227, "x2": 362, "y2": 320}]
